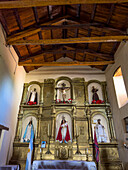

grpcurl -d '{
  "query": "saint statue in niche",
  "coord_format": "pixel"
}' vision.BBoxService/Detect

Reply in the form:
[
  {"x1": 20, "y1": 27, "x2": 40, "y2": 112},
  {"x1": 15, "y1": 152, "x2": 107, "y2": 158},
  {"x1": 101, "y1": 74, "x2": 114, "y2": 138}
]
[
  {"x1": 57, "y1": 83, "x2": 70, "y2": 102},
  {"x1": 91, "y1": 86, "x2": 104, "y2": 104},
  {"x1": 23, "y1": 119, "x2": 34, "y2": 142},
  {"x1": 27, "y1": 88, "x2": 38, "y2": 105},
  {"x1": 56, "y1": 116, "x2": 71, "y2": 143},
  {"x1": 94, "y1": 119, "x2": 107, "y2": 143},
  {"x1": 92, "y1": 86, "x2": 99, "y2": 101}
]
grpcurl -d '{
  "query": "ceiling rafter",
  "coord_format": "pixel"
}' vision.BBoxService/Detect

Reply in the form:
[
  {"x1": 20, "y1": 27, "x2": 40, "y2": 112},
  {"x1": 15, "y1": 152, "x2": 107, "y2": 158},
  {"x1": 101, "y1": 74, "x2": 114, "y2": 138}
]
[
  {"x1": 18, "y1": 60, "x2": 115, "y2": 67},
  {"x1": 106, "y1": 4, "x2": 115, "y2": 25},
  {"x1": 76, "y1": 4, "x2": 81, "y2": 18},
  {"x1": 7, "y1": 35, "x2": 128, "y2": 45},
  {"x1": 32, "y1": 7, "x2": 44, "y2": 51},
  {"x1": 91, "y1": 4, "x2": 97, "y2": 22},
  {"x1": 0, "y1": 0, "x2": 127, "y2": 9},
  {"x1": 84, "y1": 4, "x2": 96, "y2": 62},
  {"x1": 73, "y1": 5, "x2": 81, "y2": 61}
]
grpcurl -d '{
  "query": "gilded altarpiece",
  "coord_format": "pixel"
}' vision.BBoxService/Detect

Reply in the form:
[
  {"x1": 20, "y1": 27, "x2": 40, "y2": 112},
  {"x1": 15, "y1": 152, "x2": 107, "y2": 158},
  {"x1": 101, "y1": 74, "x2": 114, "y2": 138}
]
[{"x1": 10, "y1": 77, "x2": 122, "y2": 170}]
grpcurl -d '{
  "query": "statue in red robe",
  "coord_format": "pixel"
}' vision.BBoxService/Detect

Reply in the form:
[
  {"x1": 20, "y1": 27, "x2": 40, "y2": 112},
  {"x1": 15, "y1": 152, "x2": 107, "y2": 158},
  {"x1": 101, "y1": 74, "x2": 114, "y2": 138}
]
[{"x1": 56, "y1": 118, "x2": 71, "y2": 143}]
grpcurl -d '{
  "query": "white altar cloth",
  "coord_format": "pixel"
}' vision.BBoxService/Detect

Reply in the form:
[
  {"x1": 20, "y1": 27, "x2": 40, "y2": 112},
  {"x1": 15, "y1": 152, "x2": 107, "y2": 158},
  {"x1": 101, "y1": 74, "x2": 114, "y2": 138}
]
[{"x1": 32, "y1": 160, "x2": 96, "y2": 170}]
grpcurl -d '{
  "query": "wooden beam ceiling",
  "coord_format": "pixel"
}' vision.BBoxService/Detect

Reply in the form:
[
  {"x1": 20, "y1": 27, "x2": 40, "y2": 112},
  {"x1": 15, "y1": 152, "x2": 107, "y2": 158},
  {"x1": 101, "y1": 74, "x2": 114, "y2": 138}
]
[
  {"x1": 6, "y1": 23, "x2": 125, "y2": 44},
  {"x1": 7, "y1": 35, "x2": 128, "y2": 45},
  {"x1": 19, "y1": 60, "x2": 115, "y2": 66},
  {"x1": 0, "y1": 0, "x2": 128, "y2": 9},
  {"x1": 19, "y1": 46, "x2": 113, "y2": 62}
]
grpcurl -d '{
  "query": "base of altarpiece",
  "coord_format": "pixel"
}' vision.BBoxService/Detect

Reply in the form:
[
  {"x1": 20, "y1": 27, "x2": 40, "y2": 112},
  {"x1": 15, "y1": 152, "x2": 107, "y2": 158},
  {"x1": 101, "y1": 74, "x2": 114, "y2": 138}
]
[{"x1": 32, "y1": 160, "x2": 97, "y2": 170}]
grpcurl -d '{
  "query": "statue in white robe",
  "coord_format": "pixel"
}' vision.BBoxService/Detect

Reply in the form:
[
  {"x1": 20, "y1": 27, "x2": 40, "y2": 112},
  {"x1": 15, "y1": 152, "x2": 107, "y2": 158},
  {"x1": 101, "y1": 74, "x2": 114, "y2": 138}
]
[
  {"x1": 95, "y1": 119, "x2": 107, "y2": 143},
  {"x1": 27, "y1": 88, "x2": 38, "y2": 105}
]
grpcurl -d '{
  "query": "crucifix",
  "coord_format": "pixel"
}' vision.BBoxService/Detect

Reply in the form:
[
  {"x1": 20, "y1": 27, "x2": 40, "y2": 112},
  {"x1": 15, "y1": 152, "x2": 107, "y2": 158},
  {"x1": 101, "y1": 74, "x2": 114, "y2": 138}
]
[{"x1": 56, "y1": 83, "x2": 70, "y2": 102}]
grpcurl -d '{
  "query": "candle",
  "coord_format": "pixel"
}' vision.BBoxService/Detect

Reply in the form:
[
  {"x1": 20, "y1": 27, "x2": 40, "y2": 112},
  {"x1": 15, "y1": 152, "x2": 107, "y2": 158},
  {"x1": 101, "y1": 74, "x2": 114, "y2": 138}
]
[
  {"x1": 86, "y1": 148, "x2": 88, "y2": 154},
  {"x1": 48, "y1": 123, "x2": 50, "y2": 136},
  {"x1": 40, "y1": 148, "x2": 42, "y2": 153},
  {"x1": 76, "y1": 124, "x2": 77, "y2": 136},
  {"x1": 77, "y1": 125, "x2": 79, "y2": 136}
]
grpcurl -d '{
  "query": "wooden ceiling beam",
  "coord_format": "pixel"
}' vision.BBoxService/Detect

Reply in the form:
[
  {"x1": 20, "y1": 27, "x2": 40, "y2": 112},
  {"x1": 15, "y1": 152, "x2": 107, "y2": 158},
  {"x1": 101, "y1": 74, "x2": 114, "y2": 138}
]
[
  {"x1": 8, "y1": 35, "x2": 128, "y2": 45},
  {"x1": 18, "y1": 60, "x2": 114, "y2": 67},
  {"x1": 0, "y1": 0, "x2": 128, "y2": 9},
  {"x1": 7, "y1": 23, "x2": 125, "y2": 44}
]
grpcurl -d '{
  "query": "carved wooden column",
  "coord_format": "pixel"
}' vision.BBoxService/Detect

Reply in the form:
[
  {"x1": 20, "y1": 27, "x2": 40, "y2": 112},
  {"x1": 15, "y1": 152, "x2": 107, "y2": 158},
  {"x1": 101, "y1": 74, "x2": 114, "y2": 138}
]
[
  {"x1": 106, "y1": 107, "x2": 116, "y2": 142},
  {"x1": 86, "y1": 108, "x2": 92, "y2": 143},
  {"x1": 15, "y1": 114, "x2": 23, "y2": 141},
  {"x1": 72, "y1": 106, "x2": 77, "y2": 139},
  {"x1": 21, "y1": 83, "x2": 28, "y2": 104},
  {"x1": 73, "y1": 117, "x2": 76, "y2": 139},
  {"x1": 39, "y1": 83, "x2": 43, "y2": 104},
  {"x1": 51, "y1": 105, "x2": 56, "y2": 140},
  {"x1": 51, "y1": 116, "x2": 55, "y2": 140},
  {"x1": 37, "y1": 115, "x2": 41, "y2": 140},
  {"x1": 85, "y1": 82, "x2": 88, "y2": 104},
  {"x1": 102, "y1": 82, "x2": 108, "y2": 103}
]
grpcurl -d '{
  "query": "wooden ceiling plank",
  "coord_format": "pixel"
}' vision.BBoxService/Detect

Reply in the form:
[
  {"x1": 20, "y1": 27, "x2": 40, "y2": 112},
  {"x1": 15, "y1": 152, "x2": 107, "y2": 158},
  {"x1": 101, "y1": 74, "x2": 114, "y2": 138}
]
[
  {"x1": 110, "y1": 42, "x2": 118, "y2": 55},
  {"x1": 7, "y1": 15, "x2": 71, "y2": 43},
  {"x1": 0, "y1": 10, "x2": 10, "y2": 35},
  {"x1": 94, "y1": 32, "x2": 106, "y2": 61},
  {"x1": 91, "y1": 4, "x2": 97, "y2": 22},
  {"x1": 53, "y1": 54, "x2": 56, "y2": 61},
  {"x1": 0, "y1": 0, "x2": 128, "y2": 9},
  {"x1": 19, "y1": 60, "x2": 114, "y2": 66},
  {"x1": 13, "y1": 8, "x2": 33, "y2": 60},
  {"x1": 47, "y1": 6, "x2": 53, "y2": 19},
  {"x1": 13, "y1": 45, "x2": 21, "y2": 58},
  {"x1": 83, "y1": 28, "x2": 92, "y2": 61},
  {"x1": 33, "y1": 7, "x2": 39, "y2": 23},
  {"x1": 106, "y1": 4, "x2": 115, "y2": 25},
  {"x1": 76, "y1": 4, "x2": 81, "y2": 18},
  {"x1": 8, "y1": 35, "x2": 128, "y2": 45},
  {"x1": 73, "y1": 27, "x2": 79, "y2": 61},
  {"x1": 19, "y1": 46, "x2": 113, "y2": 62},
  {"x1": 13, "y1": 9, "x2": 24, "y2": 30}
]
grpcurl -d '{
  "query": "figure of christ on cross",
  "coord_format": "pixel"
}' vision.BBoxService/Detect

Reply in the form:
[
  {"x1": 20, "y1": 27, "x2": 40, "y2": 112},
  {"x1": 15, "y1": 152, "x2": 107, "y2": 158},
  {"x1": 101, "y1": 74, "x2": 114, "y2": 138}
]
[{"x1": 56, "y1": 83, "x2": 70, "y2": 102}]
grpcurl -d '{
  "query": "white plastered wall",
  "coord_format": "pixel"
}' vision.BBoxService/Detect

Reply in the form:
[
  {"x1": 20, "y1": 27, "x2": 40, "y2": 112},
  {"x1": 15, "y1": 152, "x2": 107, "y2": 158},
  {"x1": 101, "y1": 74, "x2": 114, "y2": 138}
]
[
  {"x1": 105, "y1": 41, "x2": 128, "y2": 168},
  {"x1": 0, "y1": 24, "x2": 26, "y2": 165}
]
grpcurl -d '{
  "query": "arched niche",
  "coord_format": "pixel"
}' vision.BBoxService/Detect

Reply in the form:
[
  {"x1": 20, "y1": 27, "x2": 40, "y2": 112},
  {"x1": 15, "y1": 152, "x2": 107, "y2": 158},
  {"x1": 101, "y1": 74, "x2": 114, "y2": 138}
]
[
  {"x1": 56, "y1": 113, "x2": 72, "y2": 142},
  {"x1": 88, "y1": 82, "x2": 103, "y2": 104},
  {"x1": 56, "y1": 80, "x2": 71, "y2": 102},
  {"x1": 27, "y1": 83, "x2": 40, "y2": 104},
  {"x1": 20, "y1": 116, "x2": 37, "y2": 142},
  {"x1": 91, "y1": 113, "x2": 110, "y2": 143}
]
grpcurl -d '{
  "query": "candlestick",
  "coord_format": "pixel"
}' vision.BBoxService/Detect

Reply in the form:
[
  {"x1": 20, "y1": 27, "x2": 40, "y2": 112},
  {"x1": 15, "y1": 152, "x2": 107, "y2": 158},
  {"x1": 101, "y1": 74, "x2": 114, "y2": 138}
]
[
  {"x1": 48, "y1": 123, "x2": 50, "y2": 136},
  {"x1": 76, "y1": 124, "x2": 77, "y2": 136}
]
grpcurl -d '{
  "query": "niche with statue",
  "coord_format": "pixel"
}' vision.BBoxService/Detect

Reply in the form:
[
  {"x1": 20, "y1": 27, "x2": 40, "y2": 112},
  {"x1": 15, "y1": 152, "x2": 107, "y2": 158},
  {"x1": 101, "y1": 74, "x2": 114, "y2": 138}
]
[
  {"x1": 26, "y1": 84, "x2": 40, "y2": 105},
  {"x1": 56, "y1": 113, "x2": 72, "y2": 143},
  {"x1": 88, "y1": 82, "x2": 104, "y2": 104},
  {"x1": 55, "y1": 80, "x2": 72, "y2": 103},
  {"x1": 91, "y1": 114, "x2": 110, "y2": 143},
  {"x1": 21, "y1": 116, "x2": 37, "y2": 142}
]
